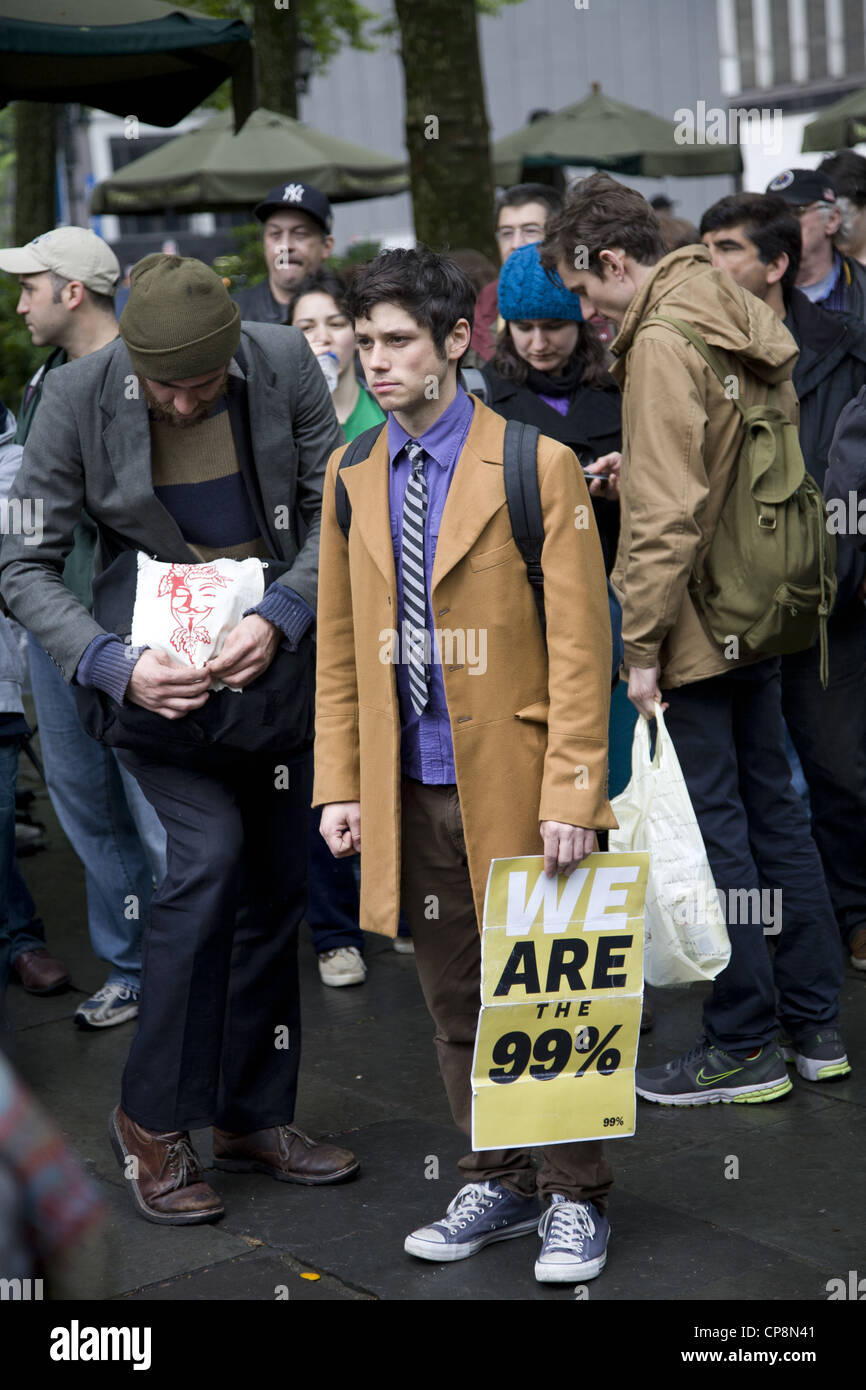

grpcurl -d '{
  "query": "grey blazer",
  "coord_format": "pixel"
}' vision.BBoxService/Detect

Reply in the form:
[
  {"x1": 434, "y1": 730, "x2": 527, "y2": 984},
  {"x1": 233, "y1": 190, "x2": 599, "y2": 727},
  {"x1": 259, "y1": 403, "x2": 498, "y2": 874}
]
[{"x1": 0, "y1": 322, "x2": 344, "y2": 681}]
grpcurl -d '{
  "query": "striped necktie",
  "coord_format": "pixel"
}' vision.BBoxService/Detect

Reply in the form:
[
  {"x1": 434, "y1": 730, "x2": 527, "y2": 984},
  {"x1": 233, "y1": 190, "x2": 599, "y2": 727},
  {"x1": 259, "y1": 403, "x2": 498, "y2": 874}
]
[{"x1": 402, "y1": 440, "x2": 430, "y2": 715}]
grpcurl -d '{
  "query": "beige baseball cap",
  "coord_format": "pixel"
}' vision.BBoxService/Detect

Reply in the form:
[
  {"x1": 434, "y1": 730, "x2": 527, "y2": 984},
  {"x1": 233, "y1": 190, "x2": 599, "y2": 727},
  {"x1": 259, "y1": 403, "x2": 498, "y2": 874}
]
[{"x1": 0, "y1": 227, "x2": 120, "y2": 296}]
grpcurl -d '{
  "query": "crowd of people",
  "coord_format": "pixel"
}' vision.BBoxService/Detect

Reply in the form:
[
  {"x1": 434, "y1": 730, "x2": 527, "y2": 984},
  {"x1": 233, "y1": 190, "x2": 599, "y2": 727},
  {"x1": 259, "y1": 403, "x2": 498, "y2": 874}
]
[{"x1": 0, "y1": 151, "x2": 863, "y2": 1290}]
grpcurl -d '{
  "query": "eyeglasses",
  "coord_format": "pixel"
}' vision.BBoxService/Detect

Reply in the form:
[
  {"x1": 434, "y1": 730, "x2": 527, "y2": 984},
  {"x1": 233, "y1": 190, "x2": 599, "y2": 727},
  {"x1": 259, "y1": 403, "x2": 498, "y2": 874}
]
[
  {"x1": 495, "y1": 224, "x2": 545, "y2": 242},
  {"x1": 792, "y1": 202, "x2": 830, "y2": 218}
]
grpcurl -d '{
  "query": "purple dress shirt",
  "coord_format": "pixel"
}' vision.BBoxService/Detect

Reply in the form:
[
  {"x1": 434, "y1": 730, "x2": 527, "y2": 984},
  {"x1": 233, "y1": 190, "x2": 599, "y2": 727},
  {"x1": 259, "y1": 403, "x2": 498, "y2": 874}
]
[{"x1": 388, "y1": 387, "x2": 474, "y2": 783}]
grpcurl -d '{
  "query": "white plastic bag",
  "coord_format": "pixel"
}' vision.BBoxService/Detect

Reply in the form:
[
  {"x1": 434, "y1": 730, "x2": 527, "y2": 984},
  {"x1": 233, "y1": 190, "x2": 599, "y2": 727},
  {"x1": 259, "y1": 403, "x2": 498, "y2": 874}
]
[
  {"x1": 609, "y1": 704, "x2": 731, "y2": 986},
  {"x1": 130, "y1": 554, "x2": 265, "y2": 692}
]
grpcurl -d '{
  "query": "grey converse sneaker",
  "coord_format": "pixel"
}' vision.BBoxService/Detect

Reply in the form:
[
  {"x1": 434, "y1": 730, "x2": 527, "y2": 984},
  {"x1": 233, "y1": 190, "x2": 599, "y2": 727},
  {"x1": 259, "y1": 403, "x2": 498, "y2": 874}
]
[
  {"x1": 536, "y1": 1196, "x2": 610, "y2": 1282},
  {"x1": 74, "y1": 982, "x2": 139, "y2": 1029},
  {"x1": 404, "y1": 1180, "x2": 541, "y2": 1261}
]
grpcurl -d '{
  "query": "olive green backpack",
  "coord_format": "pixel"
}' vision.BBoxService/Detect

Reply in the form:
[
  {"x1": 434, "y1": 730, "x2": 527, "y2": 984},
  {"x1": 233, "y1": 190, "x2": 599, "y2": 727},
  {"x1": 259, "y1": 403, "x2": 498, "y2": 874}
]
[{"x1": 641, "y1": 315, "x2": 836, "y2": 686}]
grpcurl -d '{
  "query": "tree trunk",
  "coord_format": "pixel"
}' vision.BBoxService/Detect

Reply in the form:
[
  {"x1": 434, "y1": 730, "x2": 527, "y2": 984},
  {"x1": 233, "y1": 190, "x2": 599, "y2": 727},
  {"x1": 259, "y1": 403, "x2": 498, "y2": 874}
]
[
  {"x1": 252, "y1": 0, "x2": 299, "y2": 119},
  {"x1": 394, "y1": 0, "x2": 497, "y2": 260},
  {"x1": 14, "y1": 102, "x2": 58, "y2": 245}
]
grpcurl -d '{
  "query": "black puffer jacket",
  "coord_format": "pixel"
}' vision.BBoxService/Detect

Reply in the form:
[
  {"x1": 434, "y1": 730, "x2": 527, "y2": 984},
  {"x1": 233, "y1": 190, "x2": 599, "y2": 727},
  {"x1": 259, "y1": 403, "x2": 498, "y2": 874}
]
[{"x1": 786, "y1": 288, "x2": 866, "y2": 602}]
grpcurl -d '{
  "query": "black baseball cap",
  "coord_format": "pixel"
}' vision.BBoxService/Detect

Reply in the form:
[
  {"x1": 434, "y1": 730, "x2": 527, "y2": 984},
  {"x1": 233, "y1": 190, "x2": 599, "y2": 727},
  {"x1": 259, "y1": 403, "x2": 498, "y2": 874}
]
[
  {"x1": 765, "y1": 168, "x2": 838, "y2": 206},
  {"x1": 253, "y1": 182, "x2": 334, "y2": 233}
]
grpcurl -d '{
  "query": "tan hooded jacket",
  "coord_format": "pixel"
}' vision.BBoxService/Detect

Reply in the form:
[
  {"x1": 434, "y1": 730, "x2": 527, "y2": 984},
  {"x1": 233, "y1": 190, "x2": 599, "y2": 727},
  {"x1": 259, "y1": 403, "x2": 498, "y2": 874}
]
[{"x1": 608, "y1": 244, "x2": 800, "y2": 689}]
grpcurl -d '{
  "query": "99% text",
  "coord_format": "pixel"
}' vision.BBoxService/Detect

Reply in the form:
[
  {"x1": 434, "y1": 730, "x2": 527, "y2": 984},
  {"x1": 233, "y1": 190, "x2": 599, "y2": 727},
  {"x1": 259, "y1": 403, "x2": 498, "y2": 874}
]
[{"x1": 488, "y1": 1025, "x2": 622, "y2": 1084}]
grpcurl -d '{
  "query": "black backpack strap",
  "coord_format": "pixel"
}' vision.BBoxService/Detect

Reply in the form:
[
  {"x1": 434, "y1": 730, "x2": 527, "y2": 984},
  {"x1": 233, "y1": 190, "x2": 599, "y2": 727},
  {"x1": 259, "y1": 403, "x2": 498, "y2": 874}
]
[
  {"x1": 335, "y1": 424, "x2": 387, "y2": 538},
  {"x1": 502, "y1": 419, "x2": 545, "y2": 634},
  {"x1": 460, "y1": 367, "x2": 489, "y2": 403},
  {"x1": 502, "y1": 419, "x2": 624, "y2": 687}
]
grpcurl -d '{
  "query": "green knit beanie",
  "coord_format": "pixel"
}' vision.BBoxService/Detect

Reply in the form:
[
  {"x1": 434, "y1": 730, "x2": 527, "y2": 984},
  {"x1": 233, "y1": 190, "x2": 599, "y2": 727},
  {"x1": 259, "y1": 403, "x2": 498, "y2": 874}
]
[{"x1": 120, "y1": 253, "x2": 241, "y2": 381}]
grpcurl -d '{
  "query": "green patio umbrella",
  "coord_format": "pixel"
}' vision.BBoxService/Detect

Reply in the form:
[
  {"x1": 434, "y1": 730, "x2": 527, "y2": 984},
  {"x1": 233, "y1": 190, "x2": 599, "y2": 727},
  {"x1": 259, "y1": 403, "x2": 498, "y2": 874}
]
[
  {"x1": 802, "y1": 88, "x2": 866, "y2": 152},
  {"x1": 492, "y1": 84, "x2": 743, "y2": 185},
  {"x1": 90, "y1": 107, "x2": 409, "y2": 213},
  {"x1": 0, "y1": 0, "x2": 253, "y2": 128}
]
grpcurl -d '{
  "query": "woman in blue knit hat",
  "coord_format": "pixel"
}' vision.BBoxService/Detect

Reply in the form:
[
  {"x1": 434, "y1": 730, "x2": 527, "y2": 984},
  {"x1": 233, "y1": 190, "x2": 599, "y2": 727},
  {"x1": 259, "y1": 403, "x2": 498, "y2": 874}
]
[
  {"x1": 479, "y1": 242, "x2": 622, "y2": 572},
  {"x1": 477, "y1": 242, "x2": 640, "y2": 880}
]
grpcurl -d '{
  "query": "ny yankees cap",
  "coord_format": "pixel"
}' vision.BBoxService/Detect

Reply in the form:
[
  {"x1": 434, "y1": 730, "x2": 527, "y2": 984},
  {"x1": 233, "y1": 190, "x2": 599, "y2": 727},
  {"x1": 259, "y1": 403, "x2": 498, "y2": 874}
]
[
  {"x1": 0, "y1": 226, "x2": 120, "y2": 295},
  {"x1": 765, "y1": 168, "x2": 838, "y2": 206},
  {"x1": 253, "y1": 182, "x2": 334, "y2": 233}
]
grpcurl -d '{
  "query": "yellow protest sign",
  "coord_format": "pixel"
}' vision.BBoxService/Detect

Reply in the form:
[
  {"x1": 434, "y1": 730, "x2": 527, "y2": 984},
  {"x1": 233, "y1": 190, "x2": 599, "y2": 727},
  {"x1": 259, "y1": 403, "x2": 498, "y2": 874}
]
[{"x1": 471, "y1": 852, "x2": 648, "y2": 1150}]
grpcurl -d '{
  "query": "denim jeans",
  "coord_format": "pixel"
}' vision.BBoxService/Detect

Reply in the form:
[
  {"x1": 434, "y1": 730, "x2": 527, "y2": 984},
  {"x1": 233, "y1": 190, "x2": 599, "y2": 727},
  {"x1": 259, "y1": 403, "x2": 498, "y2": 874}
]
[
  {"x1": 781, "y1": 603, "x2": 866, "y2": 947},
  {"x1": 307, "y1": 805, "x2": 412, "y2": 951},
  {"x1": 307, "y1": 803, "x2": 365, "y2": 954},
  {"x1": 663, "y1": 658, "x2": 845, "y2": 1051},
  {"x1": 26, "y1": 637, "x2": 167, "y2": 990},
  {"x1": 0, "y1": 739, "x2": 47, "y2": 1004}
]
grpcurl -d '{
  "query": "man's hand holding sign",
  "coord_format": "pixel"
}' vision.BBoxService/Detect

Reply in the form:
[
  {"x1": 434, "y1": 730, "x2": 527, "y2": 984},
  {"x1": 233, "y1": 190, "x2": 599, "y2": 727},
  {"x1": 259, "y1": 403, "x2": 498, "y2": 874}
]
[
  {"x1": 539, "y1": 822, "x2": 597, "y2": 876},
  {"x1": 472, "y1": 853, "x2": 649, "y2": 1151}
]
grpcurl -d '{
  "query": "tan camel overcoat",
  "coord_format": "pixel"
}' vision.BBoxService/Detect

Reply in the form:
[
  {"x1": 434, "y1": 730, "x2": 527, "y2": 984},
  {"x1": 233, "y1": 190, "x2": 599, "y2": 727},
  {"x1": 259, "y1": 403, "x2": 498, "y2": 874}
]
[{"x1": 313, "y1": 395, "x2": 617, "y2": 937}]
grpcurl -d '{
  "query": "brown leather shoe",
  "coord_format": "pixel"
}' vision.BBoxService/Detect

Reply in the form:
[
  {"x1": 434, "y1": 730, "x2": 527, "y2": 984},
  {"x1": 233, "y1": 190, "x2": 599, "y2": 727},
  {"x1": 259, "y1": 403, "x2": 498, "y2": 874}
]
[
  {"x1": 212, "y1": 1123, "x2": 360, "y2": 1185},
  {"x1": 12, "y1": 947, "x2": 71, "y2": 995},
  {"x1": 109, "y1": 1105, "x2": 225, "y2": 1225}
]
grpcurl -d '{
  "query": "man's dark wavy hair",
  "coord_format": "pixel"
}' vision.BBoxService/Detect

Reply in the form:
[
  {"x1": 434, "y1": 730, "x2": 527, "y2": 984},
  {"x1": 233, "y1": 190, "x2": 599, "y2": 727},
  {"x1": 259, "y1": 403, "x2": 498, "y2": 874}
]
[
  {"x1": 344, "y1": 244, "x2": 476, "y2": 359},
  {"x1": 699, "y1": 193, "x2": 801, "y2": 297}
]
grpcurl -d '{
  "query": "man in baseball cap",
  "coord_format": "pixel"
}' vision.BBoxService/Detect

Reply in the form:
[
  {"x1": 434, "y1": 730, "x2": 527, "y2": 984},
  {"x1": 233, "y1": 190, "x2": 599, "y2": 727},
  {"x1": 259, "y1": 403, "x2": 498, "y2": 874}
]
[
  {"x1": 233, "y1": 181, "x2": 335, "y2": 325},
  {"x1": 0, "y1": 226, "x2": 120, "y2": 362},
  {"x1": 0, "y1": 226, "x2": 119, "y2": 295},
  {"x1": 765, "y1": 167, "x2": 866, "y2": 319},
  {"x1": 0, "y1": 226, "x2": 167, "y2": 1021}
]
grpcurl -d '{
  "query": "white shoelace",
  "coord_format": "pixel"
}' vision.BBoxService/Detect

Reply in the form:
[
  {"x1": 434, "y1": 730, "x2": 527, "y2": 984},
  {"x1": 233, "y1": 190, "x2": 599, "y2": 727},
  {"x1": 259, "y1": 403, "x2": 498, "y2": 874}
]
[
  {"x1": 539, "y1": 1199, "x2": 595, "y2": 1250},
  {"x1": 437, "y1": 1182, "x2": 499, "y2": 1232},
  {"x1": 91, "y1": 983, "x2": 136, "y2": 1004}
]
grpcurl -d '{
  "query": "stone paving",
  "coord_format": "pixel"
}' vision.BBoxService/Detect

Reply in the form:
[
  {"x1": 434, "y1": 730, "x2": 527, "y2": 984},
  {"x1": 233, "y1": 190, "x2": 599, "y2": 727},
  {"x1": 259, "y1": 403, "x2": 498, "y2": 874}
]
[{"x1": 7, "y1": 740, "x2": 865, "y2": 1305}]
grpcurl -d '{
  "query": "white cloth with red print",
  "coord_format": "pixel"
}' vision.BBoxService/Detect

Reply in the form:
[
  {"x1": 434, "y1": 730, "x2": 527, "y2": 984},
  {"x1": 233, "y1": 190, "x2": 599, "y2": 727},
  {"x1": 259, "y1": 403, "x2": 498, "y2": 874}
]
[{"x1": 130, "y1": 554, "x2": 265, "y2": 692}]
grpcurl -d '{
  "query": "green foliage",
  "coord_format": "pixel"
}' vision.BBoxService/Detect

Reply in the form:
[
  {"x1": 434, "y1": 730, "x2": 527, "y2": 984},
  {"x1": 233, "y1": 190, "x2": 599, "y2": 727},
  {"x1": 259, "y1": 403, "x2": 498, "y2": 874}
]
[
  {"x1": 212, "y1": 220, "x2": 267, "y2": 287},
  {"x1": 329, "y1": 238, "x2": 382, "y2": 272},
  {"x1": 188, "y1": 0, "x2": 381, "y2": 109},
  {"x1": 0, "y1": 275, "x2": 47, "y2": 414},
  {"x1": 186, "y1": 0, "x2": 522, "y2": 102},
  {"x1": 295, "y1": 0, "x2": 380, "y2": 67},
  {"x1": 0, "y1": 108, "x2": 16, "y2": 248},
  {"x1": 148, "y1": 0, "x2": 525, "y2": 112}
]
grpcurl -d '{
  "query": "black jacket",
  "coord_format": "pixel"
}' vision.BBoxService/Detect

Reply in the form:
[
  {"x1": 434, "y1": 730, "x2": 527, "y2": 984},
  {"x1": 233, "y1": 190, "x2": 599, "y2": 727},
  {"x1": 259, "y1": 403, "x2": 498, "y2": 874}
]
[
  {"x1": 233, "y1": 277, "x2": 288, "y2": 325},
  {"x1": 786, "y1": 288, "x2": 866, "y2": 606},
  {"x1": 479, "y1": 364, "x2": 622, "y2": 573},
  {"x1": 840, "y1": 253, "x2": 866, "y2": 322},
  {"x1": 826, "y1": 387, "x2": 866, "y2": 553}
]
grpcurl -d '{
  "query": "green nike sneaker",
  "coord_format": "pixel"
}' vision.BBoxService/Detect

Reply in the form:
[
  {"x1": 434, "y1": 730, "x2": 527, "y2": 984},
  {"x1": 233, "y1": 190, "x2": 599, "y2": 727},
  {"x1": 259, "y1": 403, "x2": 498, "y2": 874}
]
[
  {"x1": 779, "y1": 1027, "x2": 851, "y2": 1083},
  {"x1": 636, "y1": 1039, "x2": 793, "y2": 1106}
]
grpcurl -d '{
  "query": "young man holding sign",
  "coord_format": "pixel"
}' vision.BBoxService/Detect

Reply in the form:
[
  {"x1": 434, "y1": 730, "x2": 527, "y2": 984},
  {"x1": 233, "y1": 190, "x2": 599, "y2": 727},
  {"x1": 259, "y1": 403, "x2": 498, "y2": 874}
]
[{"x1": 314, "y1": 245, "x2": 618, "y2": 1283}]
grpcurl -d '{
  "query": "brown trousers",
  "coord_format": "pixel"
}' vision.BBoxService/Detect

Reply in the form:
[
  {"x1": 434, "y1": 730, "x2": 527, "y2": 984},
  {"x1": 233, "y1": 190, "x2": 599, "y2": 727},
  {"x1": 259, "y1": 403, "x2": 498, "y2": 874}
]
[{"x1": 400, "y1": 777, "x2": 613, "y2": 1208}]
